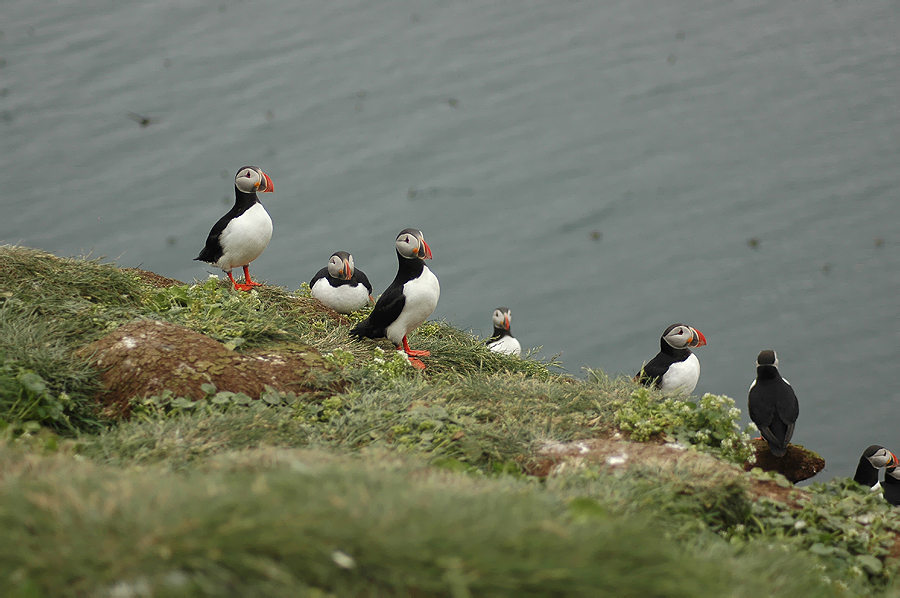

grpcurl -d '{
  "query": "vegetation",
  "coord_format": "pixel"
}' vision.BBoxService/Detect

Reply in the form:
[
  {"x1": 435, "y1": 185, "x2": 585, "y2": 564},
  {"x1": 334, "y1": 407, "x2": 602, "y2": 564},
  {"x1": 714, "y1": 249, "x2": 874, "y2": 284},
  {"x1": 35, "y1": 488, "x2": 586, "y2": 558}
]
[{"x1": 1, "y1": 244, "x2": 899, "y2": 597}]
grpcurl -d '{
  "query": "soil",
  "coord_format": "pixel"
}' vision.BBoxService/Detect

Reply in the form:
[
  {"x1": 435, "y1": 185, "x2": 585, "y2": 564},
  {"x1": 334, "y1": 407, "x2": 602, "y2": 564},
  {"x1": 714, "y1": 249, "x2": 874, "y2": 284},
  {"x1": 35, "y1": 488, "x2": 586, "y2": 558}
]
[
  {"x1": 77, "y1": 319, "x2": 342, "y2": 418},
  {"x1": 743, "y1": 439, "x2": 826, "y2": 484}
]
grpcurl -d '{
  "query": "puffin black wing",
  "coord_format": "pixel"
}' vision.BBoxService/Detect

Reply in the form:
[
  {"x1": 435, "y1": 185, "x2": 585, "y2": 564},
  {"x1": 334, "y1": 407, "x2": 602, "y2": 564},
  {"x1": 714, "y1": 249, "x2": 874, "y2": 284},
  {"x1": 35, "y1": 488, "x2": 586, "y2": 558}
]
[
  {"x1": 195, "y1": 205, "x2": 241, "y2": 264},
  {"x1": 350, "y1": 285, "x2": 405, "y2": 340},
  {"x1": 637, "y1": 353, "x2": 676, "y2": 389},
  {"x1": 355, "y1": 269, "x2": 374, "y2": 294},
  {"x1": 309, "y1": 266, "x2": 329, "y2": 288},
  {"x1": 884, "y1": 468, "x2": 900, "y2": 506}
]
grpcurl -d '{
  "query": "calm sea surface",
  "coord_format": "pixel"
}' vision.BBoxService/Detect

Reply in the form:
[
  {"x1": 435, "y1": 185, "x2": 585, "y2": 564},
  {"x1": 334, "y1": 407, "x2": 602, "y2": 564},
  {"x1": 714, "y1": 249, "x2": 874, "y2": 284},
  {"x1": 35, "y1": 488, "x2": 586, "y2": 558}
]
[{"x1": 3, "y1": 0, "x2": 900, "y2": 481}]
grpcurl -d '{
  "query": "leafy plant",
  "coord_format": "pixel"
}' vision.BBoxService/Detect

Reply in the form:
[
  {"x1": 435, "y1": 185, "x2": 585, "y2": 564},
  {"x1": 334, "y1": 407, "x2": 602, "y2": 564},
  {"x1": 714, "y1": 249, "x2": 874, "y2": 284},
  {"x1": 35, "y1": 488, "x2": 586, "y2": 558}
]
[{"x1": 613, "y1": 389, "x2": 755, "y2": 464}]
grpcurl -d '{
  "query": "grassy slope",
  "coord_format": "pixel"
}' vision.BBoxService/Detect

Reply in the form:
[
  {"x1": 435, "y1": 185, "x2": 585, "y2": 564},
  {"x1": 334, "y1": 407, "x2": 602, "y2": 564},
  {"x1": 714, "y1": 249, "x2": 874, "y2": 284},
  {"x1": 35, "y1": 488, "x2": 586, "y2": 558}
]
[{"x1": 0, "y1": 245, "x2": 897, "y2": 597}]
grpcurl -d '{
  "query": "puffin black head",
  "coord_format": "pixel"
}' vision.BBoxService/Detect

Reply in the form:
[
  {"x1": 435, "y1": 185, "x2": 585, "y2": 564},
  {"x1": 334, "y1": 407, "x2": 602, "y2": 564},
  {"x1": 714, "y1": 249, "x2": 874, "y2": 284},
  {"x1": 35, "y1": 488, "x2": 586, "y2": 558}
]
[
  {"x1": 327, "y1": 251, "x2": 354, "y2": 281},
  {"x1": 396, "y1": 228, "x2": 432, "y2": 260},
  {"x1": 855, "y1": 445, "x2": 900, "y2": 488},
  {"x1": 661, "y1": 324, "x2": 707, "y2": 349},
  {"x1": 492, "y1": 307, "x2": 512, "y2": 332},
  {"x1": 234, "y1": 166, "x2": 273, "y2": 195},
  {"x1": 756, "y1": 350, "x2": 778, "y2": 368}
]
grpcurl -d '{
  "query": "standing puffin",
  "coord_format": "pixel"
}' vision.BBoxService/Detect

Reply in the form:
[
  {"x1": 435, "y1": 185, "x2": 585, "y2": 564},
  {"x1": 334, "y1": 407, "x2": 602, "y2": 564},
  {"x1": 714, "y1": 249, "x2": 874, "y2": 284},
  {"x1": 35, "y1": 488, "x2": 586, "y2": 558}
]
[
  {"x1": 854, "y1": 445, "x2": 899, "y2": 491},
  {"x1": 487, "y1": 307, "x2": 521, "y2": 357},
  {"x1": 636, "y1": 324, "x2": 707, "y2": 394},
  {"x1": 310, "y1": 251, "x2": 373, "y2": 314},
  {"x1": 350, "y1": 228, "x2": 440, "y2": 369},
  {"x1": 748, "y1": 350, "x2": 800, "y2": 457},
  {"x1": 195, "y1": 166, "x2": 273, "y2": 291}
]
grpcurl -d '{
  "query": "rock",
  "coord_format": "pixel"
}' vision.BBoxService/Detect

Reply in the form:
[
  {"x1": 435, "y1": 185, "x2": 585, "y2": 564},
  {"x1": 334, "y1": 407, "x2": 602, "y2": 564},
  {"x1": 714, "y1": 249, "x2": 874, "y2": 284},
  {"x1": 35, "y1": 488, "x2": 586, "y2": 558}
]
[
  {"x1": 77, "y1": 319, "x2": 340, "y2": 418},
  {"x1": 743, "y1": 439, "x2": 825, "y2": 483}
]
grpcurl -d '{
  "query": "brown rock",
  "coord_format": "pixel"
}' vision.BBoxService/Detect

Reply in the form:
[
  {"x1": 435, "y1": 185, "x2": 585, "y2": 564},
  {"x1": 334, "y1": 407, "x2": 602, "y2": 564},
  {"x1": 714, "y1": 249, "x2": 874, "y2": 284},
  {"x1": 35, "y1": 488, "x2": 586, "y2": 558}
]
[
  {"x1": 743, "y1": 439, "x2": 825, "y2": 483},
  {"x1": 77, "y1": 319, "x2": 340, "y2": 418}
]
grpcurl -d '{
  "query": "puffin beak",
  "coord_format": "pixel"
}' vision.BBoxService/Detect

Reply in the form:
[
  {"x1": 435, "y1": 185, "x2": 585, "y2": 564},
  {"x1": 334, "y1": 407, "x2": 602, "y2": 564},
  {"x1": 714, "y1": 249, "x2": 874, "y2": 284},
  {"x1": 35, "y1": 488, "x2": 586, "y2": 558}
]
[
  {"x1": 260, "y1": 172, "x2": 274, "y2": 193},
  {"x1": 419, "y1": 238, "x2": 433, "y2": 260},
  {"x1": 343, "y1": 259, "x2": 352, "y2": 280},
  {"x1": 690, "y1": 328, "x2": 707, "y2": 347},
  {"x1": 888, "y1": 451, "x2": 900, "y2": 468},
  {"x1": 504, "y1": 315, "x2": 510, "y2": 330}
]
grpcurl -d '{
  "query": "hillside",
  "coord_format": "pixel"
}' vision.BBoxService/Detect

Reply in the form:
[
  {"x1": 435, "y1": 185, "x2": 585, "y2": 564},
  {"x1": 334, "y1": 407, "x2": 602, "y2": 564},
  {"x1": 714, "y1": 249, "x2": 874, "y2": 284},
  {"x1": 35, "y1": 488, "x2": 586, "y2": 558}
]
[{"x1": 1, "y1": 244, "x2": 898, "y2": 598}]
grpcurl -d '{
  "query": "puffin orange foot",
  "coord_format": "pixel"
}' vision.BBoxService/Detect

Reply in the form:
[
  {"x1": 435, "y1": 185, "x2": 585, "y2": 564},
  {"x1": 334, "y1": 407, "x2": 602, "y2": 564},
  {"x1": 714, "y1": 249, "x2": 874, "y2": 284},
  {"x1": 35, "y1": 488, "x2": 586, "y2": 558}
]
[
  {"x1": 407, "y1": 356, "x2": 427, "y2": 370},
  {"x1": 233, "y1": 283, "x2": 256, "y2": 291}
]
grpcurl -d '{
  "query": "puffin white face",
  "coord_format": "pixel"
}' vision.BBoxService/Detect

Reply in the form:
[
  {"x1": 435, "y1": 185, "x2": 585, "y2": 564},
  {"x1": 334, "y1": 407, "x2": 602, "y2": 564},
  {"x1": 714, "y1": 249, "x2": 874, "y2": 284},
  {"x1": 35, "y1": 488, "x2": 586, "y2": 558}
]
[
  {"x1": 867, "y1": 447, "x2": 900, "y2": 469},
  {"x1": 887, "y1": 467, "x2": 900, "y2": 481},
  {"x1": 234, "y1": 166, "x2": 274, "y2": 194},
  {"x1": 492, "y1": 308, "x2": 511, "y2": 330},
  {"x1": 327, "y1": 252, "x2": 354, "y2": 280},
  {"x1": 395, "y1": 228, "x2": 433, "y2": 260},
  {"x1": 662, "y1": 324, "x2": 706, "y2": 349}
]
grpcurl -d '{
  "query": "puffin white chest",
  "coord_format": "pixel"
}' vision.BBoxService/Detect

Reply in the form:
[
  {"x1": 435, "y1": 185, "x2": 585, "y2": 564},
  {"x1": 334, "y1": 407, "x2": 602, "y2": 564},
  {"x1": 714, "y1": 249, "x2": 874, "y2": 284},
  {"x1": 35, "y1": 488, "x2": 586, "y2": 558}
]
[
  {"x1": 488, "y1": 335, "x2": 521, "y2": 357},
  {"x1": 385, "y1": 266, "x2": 440, "y2": 345},
  {"x1": 311, "y1": 279, "x2": 370, "y2": 314},
  {"x1": 660, "y1": 353, "x2": 700, "y2": 395},
  {"x1": 216, "y1": 203, "x2": 273, "y2": 271}
]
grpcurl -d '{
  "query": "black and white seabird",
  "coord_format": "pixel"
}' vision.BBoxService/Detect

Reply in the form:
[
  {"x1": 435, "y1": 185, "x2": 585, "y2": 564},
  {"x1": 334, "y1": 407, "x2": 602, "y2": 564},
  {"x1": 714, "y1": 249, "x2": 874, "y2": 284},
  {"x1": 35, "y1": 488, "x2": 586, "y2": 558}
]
[
  {"x1": 310, "y1": 251, "x2": 373, "y2": 314},
  {"x1": 853, "y1": 445, "x2": 899, "y2": 491},
  {"x1": 748, "y1": 350, "x2": 800, "y2": 458},
  {"x1": 195, "y1": 166, "x2": 274, "y2": 291},
  {"x1": 349, "y1": 228, "x2": 440, "y2": 369},
  {"x1": 884, "y1": 467, "x2": 900, "y2": 506},
  {"x1": 486, "y1": 307, "x2": 521, "y2": 357},
  {"x1": 636, "y1": 324, "x2": 707, "y2": 394}
]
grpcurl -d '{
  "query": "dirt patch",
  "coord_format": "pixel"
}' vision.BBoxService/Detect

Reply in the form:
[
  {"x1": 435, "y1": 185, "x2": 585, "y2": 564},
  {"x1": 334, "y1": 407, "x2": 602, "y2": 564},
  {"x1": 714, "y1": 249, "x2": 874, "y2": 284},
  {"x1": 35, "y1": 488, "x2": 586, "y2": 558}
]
[
  {"x1": 743, "y1": 439, "x2": 825, "y2": 484},
  {"x1": 530, "y1": 436, "x2": 809, "y2": 507},
  {"x1": 123, "y1": 268, "x2": 184, "y2": 288},
  {"x1": 77, "y1": 319, "x2": 342, "y2": 418}
]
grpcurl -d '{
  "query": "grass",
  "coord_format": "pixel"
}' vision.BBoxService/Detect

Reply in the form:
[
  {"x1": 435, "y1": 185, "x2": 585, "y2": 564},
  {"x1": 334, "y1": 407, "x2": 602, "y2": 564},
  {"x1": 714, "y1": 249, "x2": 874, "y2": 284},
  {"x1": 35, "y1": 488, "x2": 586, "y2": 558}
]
[{"x1": 2, "y1": 244, "x2": 900, "y2": 597}]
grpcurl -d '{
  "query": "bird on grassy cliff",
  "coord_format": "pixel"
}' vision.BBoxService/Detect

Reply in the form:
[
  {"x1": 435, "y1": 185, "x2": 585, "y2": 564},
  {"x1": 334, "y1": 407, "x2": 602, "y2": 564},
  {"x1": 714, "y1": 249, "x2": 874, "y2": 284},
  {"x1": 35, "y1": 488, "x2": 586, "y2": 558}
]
[
  {"x1": 748, "y1": 350, "x2": 800, "y2": 458},
  {"x1": 635, "y1": 324, "x2": 707, "y2": 394},
  {"x1": 853, "y1": 445, "x2": 899, "y2": 491},
  {"x1": 487, "y1": 307, "x2": 521, "y2": 357},
  {"x1": 195, "y1": 166, "x2": 274, "y2": 291},
  {"x1": 349, "y1": 228, "x2": 439, "y2": 369},
  {"x1": 310, "y1": 251, "x2": 373, "y2": 314}
]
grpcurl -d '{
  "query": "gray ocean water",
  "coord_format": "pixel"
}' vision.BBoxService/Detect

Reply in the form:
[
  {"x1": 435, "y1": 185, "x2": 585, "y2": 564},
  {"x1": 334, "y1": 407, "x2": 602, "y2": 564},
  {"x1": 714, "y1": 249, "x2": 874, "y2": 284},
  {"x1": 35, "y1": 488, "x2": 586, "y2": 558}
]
[{"x1": 3, "y1": 0, "x2": 900, "y2": 481}]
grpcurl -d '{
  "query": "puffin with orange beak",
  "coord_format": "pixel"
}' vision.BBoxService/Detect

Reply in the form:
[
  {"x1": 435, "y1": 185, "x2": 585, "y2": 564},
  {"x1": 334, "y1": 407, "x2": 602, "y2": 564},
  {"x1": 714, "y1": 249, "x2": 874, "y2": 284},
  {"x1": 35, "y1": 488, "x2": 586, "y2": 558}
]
[
  {"x1": 487, "y1": 307, "x2": 521, "y2": 357},
  {"x1": 310, "y1": 251, "x2": 373, "y2": 314},
  {"x1": 195, "y1": 166, "x2": 274, "y2": 291},
  {"x1": 350, "y1": 228, "x2": 440, "y2": 369},
  {"x1": 748, "y1": 350, "x2": 800, "y2": 457},
  {"x1": 854, "y1": 445, "x2": 900, "y2": 492},
  {"x1": 636, "y1": 323, "x2": 707, "y2": 395}
]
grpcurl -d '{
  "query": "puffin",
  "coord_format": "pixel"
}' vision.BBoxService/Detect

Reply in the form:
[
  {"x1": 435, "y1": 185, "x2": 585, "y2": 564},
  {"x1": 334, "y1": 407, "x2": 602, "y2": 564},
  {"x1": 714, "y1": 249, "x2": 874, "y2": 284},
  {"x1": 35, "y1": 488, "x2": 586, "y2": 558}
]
[
  {"x1": 747, "y1": 350, "x2": 800, "y2": 457},
  {"x1": 486, "y1": 307, "x2": 521, "y2": 357},
  {"x1": 349, "y1": 228, "x2": 440, "y2": 369},
  {"x1": 853, "y1": 445, "x2": 899, "y2": 491},
  {"x1": 636, "y1": 324, "x2": 707, "y2": 394},
  {"x1": 310, "y1": 251, "x2": 373, "y2": 314},
  {"x1": 195, "y1": 166, "x2": 273, "y2": 291},
  {"x1": 883, "y1": 467, "x2": 900, "y2": 506}
]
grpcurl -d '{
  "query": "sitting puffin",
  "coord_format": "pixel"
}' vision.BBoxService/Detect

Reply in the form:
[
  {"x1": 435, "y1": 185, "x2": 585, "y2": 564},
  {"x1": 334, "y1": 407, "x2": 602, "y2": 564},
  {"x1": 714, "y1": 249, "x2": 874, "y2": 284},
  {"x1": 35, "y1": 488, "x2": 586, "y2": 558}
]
[
  {"x1": 636, "y1": 324, "x2": 707, "y2": 394},
  {"x1": 884, "y1": 467, "x2": 900, "y2": 506},
  {"x1": 487, "y1": 307, "x2": 521, "y2": 357},
  {"x1": 310, "y1": 251, "x2": 373, "y2": 314},
  {"x1": 854, "y1": 445, "x2": 899, "y2": 491},
  {"x1": 748, "y1": 350, "x2": 800, "y2": 457},
  {"x1": 195, "y1": 166, "x2": 274, "y2": 291},
  {"x1": 350, "y1": 228, "x2": 440, "y2": 369}
]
